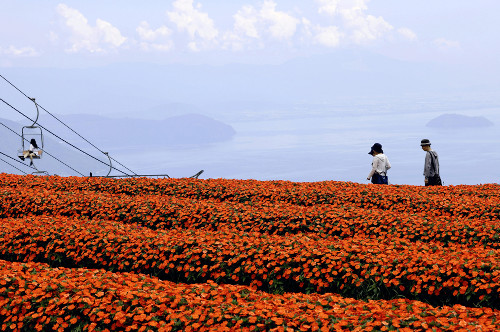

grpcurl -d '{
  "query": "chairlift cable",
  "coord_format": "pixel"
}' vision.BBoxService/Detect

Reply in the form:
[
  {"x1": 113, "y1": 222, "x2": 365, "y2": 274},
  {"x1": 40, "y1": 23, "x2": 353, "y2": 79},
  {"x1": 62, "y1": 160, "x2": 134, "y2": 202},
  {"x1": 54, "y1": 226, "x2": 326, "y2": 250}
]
[
  {"x1": 0, "y1": 158, "x2": 28, "y2": 174},
  {"x1": 0, "y1": 151, "x2": 29, "y2": 174},
  {"x1": 0, "y1": 74, "x2": 138, "y2": 176},
  {"x1": 0, "y1": 120, "x2": 85, "y2": 176},
  {"x1": 34, "y1": 101, "x2": 138, "y2": 176},
  {"x1": 0, "y1": 149, "x2": 32, "y2": 168},
  {"x1": 0, "y1": 98, "x2": 130, "y2": 176}
]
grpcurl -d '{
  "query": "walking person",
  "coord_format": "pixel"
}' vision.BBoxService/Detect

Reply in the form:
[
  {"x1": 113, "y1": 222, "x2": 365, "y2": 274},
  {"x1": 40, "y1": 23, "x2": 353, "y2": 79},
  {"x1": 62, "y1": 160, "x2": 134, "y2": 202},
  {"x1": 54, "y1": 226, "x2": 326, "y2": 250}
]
[
  {"x1": 421, "y1": 139, "x2": 442, "y2": 186},
  {"x1": 367, "y1": 143, "x2": 391, "y2": 184}
]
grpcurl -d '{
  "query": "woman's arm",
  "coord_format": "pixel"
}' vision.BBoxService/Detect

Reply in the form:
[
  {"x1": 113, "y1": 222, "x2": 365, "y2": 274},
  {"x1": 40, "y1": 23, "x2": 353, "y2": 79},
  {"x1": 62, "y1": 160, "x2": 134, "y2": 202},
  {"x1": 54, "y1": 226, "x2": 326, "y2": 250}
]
[{"x1": 367, "y1": 157, "x2": 379, "y2": 179}]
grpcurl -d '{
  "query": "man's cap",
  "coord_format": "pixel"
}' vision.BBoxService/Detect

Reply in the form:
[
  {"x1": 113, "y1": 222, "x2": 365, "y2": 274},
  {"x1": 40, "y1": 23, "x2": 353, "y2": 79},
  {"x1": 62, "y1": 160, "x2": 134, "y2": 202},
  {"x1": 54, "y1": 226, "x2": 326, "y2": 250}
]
[{"x1": 421, "y1": 139, "x2": 431, "y2": 146}]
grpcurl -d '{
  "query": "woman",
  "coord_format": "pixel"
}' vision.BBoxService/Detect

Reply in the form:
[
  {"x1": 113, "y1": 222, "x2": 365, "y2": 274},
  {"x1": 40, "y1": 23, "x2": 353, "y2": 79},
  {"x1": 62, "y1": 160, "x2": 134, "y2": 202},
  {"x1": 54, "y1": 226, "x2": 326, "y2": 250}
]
[
  {"x1": 23, "y1": 138, "x2": 39, "y2": 166},
  {"x1": 367, "y1": 143, "x2": 391, "y2": 184}
]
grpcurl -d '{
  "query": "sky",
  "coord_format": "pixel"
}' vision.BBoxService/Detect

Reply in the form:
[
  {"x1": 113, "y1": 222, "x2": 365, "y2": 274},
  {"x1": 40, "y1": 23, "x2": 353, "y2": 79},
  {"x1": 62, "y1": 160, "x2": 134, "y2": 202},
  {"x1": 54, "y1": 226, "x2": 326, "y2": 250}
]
[
  {"x1": 1, "y1": 0, "x2": 499, "y2": 68},
  {"x1": 1, "y1": 1, "x2": 499, "y2": 183}
]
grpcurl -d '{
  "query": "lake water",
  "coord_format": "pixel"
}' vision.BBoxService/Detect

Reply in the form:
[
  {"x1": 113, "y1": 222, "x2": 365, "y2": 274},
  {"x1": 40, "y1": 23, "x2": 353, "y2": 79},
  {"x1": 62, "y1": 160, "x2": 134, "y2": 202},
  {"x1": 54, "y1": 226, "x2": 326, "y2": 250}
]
[{"x1": 111, "y1": 106, "x2": 500, "y2": 186}]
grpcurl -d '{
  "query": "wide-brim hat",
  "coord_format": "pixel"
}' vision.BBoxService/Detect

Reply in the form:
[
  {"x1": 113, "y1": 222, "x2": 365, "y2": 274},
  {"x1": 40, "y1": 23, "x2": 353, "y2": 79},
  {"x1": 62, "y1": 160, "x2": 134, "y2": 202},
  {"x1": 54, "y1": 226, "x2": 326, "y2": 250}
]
[
  {"x1": 368, "y1": 143, "x2": 383, "y2": 155},
  {"x1": 420, "y1": 139, "x2": 431, "y2": 146}
]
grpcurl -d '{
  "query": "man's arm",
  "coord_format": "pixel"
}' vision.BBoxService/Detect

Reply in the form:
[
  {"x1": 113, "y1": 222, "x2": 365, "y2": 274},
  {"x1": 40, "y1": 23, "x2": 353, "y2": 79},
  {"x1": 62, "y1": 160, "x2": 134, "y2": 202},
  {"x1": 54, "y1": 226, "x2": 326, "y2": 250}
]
[{"x1": 424, "y1": 152, "x2": 432, "y2": 181}]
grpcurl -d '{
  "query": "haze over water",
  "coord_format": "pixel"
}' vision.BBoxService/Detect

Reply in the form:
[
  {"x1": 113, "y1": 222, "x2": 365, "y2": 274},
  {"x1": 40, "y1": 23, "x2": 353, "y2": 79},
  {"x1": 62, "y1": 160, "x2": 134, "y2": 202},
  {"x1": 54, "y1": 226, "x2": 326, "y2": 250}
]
[{"x1": 112, "y1": 104, "x2": 500, "y2": 186}]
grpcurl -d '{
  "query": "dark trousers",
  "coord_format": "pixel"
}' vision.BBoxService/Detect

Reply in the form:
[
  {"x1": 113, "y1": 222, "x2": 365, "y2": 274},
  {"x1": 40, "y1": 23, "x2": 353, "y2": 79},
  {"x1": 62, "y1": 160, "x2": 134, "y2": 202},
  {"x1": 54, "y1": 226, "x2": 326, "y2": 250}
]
[
  {"x1": 371, "y1": 173, "x2": 388, "y2": 185},
  {"x1": 425, "y1": 174, "x2": 442, "y2": 186}
]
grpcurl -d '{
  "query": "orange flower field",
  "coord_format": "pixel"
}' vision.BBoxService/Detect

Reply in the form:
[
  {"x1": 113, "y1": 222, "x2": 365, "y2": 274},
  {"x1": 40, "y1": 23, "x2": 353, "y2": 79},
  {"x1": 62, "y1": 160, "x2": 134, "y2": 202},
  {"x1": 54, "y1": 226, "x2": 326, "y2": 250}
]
[{"x1": 0, "y1": 173, "x2": 499, "y2": 331}]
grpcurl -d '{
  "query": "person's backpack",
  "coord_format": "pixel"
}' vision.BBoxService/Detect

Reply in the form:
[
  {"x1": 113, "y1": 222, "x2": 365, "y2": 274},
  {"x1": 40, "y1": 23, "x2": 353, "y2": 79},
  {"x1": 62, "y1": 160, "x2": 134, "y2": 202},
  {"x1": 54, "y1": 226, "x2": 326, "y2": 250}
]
[{"x1": 429, "y1": 151, "x2": 443, "y2": 185}]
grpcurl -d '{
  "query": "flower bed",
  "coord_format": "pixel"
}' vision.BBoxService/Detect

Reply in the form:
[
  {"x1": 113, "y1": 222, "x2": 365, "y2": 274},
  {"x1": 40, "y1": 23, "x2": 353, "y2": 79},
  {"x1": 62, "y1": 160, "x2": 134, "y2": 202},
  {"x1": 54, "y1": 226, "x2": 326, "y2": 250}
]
[
  {"x1": 1, "y1": 173, "x2": 499, "y2": 330},
  {"x1": 1, "y1": 260, "x2": 499, "y2": 331},
  {"x1": 1, "y1": 187, "x2": 499, "y2": 247},
  {"x1": 1, "y1": 216, "x2": 499, "y2": 308},
  {"x1": 2, "y1": 174, "x2": 499, "y2": 218}
]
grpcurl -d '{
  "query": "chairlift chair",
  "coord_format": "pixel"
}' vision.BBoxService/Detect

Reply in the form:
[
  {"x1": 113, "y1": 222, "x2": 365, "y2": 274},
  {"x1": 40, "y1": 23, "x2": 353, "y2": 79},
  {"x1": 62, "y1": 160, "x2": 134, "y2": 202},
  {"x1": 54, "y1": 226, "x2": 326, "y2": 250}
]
[
  {"x1": 17, "y1": 126, "x2": 44, "y2": 160},
  {"x1": 17, "y1": 98, "x2": 44, "y2": 162}
]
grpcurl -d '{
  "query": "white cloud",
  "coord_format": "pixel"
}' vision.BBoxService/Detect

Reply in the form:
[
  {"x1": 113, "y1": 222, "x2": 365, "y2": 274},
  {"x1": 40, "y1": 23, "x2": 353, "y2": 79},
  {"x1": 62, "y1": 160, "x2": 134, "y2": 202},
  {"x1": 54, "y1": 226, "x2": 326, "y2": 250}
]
[
  {"x1": 349, "y1": 14, "x2": 393, "y2": 43},
  {"x1": 136, "y1": 21, "x2": 174, "y2": 51},
  {"x1": 56, "y1": 4, "x2": 126, "y2": 53},
  {"x1": 224, "y1": 0, "x2": 300, "y2": 50},
  {"x1": 233, "y1": 5, "x2": 260, "y2": 39},
  {"x1": 433, "y1": 38, "x2": 460, "y2": 50},
  {"x1": 260, "y1": 0, "x2": 300, "y2": 40},
  {"x1": 96, "y1": 20, "x2": 126, "y2": 46},
  {"x1": 137, "y1": 22, "x2": 172, "y2": 42},
  {"x1": 166, "y1": 0, "x2": 218, "y2": 51},
  {"x1": 314, "y1": 26, "x2": 343, "y2": 47},
  {"x1": 0, "y1": 45, "x2": 39, "y2": 57},
  {"x1": 317, "y1": 0, "x2": 368, "y2": 18},
  {"x1": 42, "y1": 1, "x2": 421, "y2": 59},
  {"x1": 315, "y1": 0, "x2": 393, "y2": 44},
  {"x1": 300, "y1": 18, "x2": 314, "y2": 38},
  {"x1": 187, "y1": 41, "x2": 199, "y2": 52},
  {"x1": 398, "y1": 27, "x2": 417, "y2": 41}
]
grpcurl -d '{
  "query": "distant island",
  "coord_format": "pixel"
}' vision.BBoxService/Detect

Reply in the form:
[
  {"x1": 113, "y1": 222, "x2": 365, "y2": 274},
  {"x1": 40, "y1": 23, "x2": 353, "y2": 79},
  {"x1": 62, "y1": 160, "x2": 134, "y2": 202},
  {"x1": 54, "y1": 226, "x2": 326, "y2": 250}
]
[{"x1": 426, "y1": 113, "x2": 494, "y2": 128}]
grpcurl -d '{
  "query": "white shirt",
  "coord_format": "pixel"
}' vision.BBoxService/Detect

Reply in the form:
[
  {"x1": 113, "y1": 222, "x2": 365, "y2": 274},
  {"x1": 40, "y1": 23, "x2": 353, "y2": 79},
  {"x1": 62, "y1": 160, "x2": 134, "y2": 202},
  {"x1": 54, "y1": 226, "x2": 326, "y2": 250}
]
[{"x1": 367, "y1": 153, "x2": 391, "y2": 179}]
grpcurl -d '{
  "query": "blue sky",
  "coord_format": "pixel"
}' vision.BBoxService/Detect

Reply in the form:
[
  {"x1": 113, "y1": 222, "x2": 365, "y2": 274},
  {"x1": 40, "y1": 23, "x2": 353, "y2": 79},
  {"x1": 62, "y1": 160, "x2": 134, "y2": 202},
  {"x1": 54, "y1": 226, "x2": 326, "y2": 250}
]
[{"x1": 1, "y1": 0, "x2": 498, "y2": 68}]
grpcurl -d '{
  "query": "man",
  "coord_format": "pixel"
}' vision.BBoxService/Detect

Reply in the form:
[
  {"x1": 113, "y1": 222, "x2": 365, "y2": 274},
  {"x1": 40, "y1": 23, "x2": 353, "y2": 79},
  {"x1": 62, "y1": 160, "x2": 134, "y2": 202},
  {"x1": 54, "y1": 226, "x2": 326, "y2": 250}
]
[{"x1": 421, "y1": 139, "x2": 442, "y2": 186}]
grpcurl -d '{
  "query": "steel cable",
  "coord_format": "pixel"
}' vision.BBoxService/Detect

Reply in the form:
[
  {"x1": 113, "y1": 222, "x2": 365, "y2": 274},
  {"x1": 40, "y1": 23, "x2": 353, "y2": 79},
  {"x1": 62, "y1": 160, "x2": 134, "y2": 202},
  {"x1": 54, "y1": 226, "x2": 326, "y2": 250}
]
[
  {"x1": 0, "y1": 120, "x2": 84, "y2": 176},
  {"x1": 1, "y1": 99, "x2": 128, "y2": 176},
  {"x1": 0, "y1": 73, "x2": 137, "y2": 176},
  {"x1": 0, "y1": 151, "x2": 28, "y2": 174}
]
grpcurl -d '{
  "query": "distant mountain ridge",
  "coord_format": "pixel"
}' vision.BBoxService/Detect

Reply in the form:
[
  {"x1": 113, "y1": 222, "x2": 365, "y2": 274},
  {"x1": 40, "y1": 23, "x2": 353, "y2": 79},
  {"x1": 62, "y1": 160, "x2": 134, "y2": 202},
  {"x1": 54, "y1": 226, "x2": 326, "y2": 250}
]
[
  {"x1": 1, "y1": 112, "x2": 235, "y2": 176},
  {"x1": 39, "y1": 112, "x2": 236, "y2": 147}
]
